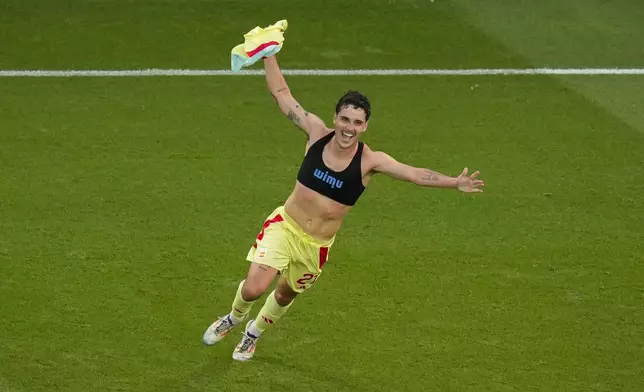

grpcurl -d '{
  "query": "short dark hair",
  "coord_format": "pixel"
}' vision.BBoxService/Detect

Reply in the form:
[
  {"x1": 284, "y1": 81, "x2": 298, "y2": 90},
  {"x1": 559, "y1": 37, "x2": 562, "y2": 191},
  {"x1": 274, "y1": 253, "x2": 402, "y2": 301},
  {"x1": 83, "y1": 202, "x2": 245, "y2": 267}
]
[{"x1": 335, "y1": 90, "x2": 371, "y2": 121}]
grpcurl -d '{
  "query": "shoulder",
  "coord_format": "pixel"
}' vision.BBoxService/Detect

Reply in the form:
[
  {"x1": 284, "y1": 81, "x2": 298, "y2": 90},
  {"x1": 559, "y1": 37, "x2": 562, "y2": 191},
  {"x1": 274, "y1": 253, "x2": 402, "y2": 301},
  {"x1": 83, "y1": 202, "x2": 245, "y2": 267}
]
[
  {"x1": 306, "y1": 128, "x2": 334, "y2": 149},
  {"x1": 361, "y1": 143, "x2": 386, "y2": 160},
  {"x1": 360, "y1": 143, "x2": 388, "y2": 172}
]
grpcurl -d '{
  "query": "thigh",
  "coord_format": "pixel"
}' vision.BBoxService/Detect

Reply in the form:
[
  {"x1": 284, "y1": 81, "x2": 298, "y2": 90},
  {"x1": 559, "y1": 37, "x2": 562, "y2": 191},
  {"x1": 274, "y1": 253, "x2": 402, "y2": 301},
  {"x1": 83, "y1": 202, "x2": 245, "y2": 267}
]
[
  {"x1": 284, "y1": 241, "x2": 331, "y2": 293},
  {"x1": 244, "y1": 262, "x2": 279, "y2": 298},
  {"x1": 246, "y1": 211, "x2": 291, "y2": 273}
]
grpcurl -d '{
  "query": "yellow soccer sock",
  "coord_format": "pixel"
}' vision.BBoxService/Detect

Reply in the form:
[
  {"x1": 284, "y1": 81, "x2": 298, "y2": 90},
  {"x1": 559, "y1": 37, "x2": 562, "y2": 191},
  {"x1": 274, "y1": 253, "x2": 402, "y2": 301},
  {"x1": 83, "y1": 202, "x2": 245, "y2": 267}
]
[
  {"x1": 252, "y1": 290, "x2": 293, "y2": 335},
  {"x1": 230, "y1": 280, "x2": 255, "y2": 323}
]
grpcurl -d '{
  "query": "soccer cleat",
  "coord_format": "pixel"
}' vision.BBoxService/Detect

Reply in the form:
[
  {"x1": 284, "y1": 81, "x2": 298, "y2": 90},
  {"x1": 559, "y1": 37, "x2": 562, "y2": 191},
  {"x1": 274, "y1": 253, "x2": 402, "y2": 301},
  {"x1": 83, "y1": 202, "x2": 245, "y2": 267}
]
[
  {"x1": 232, "y1": 319, "x2": 259, "y2": 361},
  {"x1": 202, "y1": 314, "x2": 238, "y2": 346}
]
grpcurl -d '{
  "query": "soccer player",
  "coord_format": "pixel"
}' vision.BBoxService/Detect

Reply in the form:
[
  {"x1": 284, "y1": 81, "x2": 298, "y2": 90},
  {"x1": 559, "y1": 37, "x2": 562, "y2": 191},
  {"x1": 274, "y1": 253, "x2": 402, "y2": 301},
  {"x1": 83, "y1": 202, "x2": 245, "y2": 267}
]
[{"x1": 203, "y1": 55, "x2": 485, "y2": 361}]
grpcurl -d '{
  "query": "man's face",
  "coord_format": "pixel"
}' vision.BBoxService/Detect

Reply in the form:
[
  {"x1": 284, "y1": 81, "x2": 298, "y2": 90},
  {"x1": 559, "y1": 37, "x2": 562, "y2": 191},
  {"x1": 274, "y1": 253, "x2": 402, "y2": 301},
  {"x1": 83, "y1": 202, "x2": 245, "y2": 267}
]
[{"x1": 332, "y1": 105, "x2": 369, "y2": 149}]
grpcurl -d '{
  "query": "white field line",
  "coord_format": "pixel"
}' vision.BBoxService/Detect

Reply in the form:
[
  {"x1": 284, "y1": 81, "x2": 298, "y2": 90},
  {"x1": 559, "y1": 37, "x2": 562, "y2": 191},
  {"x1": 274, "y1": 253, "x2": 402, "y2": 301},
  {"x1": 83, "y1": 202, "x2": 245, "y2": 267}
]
[{"x1": 1, "y1": 68, "x2": 644, "y2": 77}]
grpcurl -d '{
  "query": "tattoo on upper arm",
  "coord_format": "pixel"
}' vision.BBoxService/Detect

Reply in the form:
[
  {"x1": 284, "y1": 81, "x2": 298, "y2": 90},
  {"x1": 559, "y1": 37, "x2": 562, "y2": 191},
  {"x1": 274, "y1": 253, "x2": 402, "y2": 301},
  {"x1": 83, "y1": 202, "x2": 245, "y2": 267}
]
[
  {"x1": 423, "y1": 170, "x2": 440, "y2": 182},
  {"x1": 295, "y1": 103, "x2": 309, "y2": 117},
  {"x1": 258, "y1": 264, "x2": 270, "y2": 271},
  {"x1": 287, "y1": 109, "x2": 301, "y2": 124}
]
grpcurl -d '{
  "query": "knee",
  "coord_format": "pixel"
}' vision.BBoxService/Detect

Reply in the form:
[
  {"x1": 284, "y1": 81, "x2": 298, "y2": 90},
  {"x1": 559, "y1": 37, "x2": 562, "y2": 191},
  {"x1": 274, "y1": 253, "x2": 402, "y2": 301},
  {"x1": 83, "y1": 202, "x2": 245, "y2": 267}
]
[
  {"x1": 241, "y1": 282, "x2": 266, "y2": 301},
  {"x1": 274, "y1": 289, "x2": 296, "y2": 306}
]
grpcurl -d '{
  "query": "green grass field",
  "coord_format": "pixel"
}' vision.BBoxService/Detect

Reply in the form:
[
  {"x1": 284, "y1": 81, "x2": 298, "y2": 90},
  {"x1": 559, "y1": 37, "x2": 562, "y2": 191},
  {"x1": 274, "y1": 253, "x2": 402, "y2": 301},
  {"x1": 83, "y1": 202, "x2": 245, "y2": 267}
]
[{"x1": 1, "y1": 1, "x2": 643, "y2": 391}]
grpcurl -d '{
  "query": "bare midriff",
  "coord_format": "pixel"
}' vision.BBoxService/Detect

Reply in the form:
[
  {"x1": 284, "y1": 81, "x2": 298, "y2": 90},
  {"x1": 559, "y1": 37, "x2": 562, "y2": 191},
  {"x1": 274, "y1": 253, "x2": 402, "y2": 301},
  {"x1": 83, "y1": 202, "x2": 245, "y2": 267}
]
[{"x1": 284, "y1": 181, "x2": 352, "y2": 241}]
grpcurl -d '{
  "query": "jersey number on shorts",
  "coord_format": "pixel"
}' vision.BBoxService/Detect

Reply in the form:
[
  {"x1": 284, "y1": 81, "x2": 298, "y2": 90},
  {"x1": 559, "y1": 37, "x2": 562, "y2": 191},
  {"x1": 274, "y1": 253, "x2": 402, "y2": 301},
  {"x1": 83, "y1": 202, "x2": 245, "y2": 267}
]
[{"x1": 296, "y1": 273, "x2": 318, "y2": 285}]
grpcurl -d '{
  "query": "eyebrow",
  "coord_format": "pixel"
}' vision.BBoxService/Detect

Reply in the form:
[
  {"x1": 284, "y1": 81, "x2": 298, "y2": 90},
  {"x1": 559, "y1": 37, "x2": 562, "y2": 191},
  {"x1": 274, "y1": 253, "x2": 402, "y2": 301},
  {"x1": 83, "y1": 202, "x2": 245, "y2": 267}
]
[{"x1": 341, "y1": 116, "x2": 363, "y2": 123}]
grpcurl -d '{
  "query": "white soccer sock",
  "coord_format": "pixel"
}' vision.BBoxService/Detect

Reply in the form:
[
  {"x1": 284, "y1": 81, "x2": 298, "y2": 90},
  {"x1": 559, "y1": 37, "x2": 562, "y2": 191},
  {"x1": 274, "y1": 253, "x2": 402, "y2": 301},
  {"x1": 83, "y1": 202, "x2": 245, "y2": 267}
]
[
  {"x1": 247, "y1": 319, "x2": 262, "y2": 338},
  {"x1": 229, "y1": 312, "x2": 244, "y2": 326}
]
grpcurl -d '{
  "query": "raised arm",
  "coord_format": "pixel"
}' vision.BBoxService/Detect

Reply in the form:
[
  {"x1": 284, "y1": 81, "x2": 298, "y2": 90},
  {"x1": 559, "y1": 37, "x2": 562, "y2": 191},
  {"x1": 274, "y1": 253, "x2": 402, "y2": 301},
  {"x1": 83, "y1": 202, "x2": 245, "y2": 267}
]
[
  {"x1": 369, "y1": 151, "x2": 484, "y2": 192},
  {"x1": 264, "y1": 56, "x2": 327, "y2": 139}
]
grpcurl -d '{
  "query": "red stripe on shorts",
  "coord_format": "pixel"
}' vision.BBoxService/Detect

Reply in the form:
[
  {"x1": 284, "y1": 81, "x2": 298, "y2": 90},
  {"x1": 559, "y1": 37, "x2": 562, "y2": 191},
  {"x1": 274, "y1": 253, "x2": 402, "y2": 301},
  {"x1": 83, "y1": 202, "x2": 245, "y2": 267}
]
[
  {"x1": 253, "y1": 214, "x2": 284, "y2": 248},
  {"x1": 319, "y1": 247, "x2": 329, "y2": 269}
]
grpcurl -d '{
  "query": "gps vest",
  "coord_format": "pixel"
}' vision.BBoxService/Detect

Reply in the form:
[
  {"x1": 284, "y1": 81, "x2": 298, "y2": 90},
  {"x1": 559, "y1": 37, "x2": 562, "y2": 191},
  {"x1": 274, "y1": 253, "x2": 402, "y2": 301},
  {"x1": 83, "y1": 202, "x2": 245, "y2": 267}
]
[{"x1": 296, "y1": 132, "x2": 366, "y2": 206}]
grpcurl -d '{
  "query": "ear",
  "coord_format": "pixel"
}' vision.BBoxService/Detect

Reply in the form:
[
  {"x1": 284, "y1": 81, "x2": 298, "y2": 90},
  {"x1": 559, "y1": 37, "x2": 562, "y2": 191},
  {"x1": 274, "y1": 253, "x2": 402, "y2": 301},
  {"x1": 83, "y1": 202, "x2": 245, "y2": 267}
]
[{"x1": 363, "y1": 120, "x2": 369, "y2": 132}]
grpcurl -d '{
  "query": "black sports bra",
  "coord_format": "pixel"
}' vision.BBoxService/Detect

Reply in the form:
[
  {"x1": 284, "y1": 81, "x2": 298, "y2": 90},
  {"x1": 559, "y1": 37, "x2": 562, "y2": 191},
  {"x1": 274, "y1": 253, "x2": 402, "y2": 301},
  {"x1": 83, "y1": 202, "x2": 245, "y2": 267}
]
[{"x1": 296, "y1": 132, "x2": 366, "y2": 206}]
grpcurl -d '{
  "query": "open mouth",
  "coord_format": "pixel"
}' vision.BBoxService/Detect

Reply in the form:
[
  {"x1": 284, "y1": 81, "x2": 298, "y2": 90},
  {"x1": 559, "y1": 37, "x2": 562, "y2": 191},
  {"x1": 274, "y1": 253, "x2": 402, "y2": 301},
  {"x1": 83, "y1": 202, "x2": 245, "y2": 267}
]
[{"x1": 341, "y1": 131, "x2": 356, "y2": 139}]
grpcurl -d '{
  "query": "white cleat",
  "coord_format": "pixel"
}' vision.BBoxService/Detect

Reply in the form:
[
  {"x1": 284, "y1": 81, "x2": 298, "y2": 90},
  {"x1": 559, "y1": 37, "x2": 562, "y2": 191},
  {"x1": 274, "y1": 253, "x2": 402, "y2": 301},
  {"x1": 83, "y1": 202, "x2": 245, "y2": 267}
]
[
  {"x1": 202, "y1": 314, "x2": 238, "y2": 346},
  {"x1": 232, "y1": 319, "x2": 259, "y2": 361}
]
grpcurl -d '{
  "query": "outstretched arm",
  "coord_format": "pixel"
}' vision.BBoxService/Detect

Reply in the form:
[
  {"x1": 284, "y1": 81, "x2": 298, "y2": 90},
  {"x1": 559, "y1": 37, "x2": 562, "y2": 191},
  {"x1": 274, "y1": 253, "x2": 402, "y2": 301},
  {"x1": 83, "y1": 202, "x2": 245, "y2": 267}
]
[
  {"x1": 370, "y1": 151, "x2": 484, "y2": 192},
  {"x1": 264, "y1": 56, "x2": 327, "y2": 138}
]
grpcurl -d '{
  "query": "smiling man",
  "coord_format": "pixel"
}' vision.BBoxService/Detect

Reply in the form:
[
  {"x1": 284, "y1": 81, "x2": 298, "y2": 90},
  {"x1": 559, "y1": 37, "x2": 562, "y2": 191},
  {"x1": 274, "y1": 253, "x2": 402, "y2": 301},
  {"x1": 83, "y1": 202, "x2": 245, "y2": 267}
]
[{"x1": 202, "y1": 55, "x2": 485, "y2": 361}]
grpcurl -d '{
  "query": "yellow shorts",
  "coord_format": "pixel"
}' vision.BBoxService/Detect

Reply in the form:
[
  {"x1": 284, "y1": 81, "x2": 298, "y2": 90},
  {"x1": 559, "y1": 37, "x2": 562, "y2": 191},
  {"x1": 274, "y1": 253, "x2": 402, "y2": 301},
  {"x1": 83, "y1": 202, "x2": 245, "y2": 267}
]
[{"x1": 246, "y1": 206, "x2": 334, "y2": 293}]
